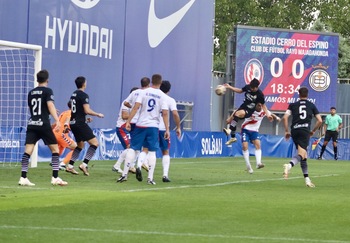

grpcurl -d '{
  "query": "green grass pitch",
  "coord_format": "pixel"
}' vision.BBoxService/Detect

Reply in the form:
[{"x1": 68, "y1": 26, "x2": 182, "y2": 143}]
[{"x1": 1, "y1": 157, "x2": 350, "y2": 243}]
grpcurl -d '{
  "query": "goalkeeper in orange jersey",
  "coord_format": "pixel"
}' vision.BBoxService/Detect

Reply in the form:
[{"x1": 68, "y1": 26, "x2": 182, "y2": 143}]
[{"x1": 52, "y1": 102, "x2": 78, "y2": 174}]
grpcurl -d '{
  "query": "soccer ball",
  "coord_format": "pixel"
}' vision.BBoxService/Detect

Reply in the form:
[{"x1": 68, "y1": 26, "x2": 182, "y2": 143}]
[{"x1": 215, "y1": 85, "x2": 226, "y2": 96}]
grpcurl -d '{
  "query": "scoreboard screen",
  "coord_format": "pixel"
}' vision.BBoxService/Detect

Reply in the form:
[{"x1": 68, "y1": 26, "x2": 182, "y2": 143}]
[{"x1": 233, "y1": 25, "x2": 339, "y2": 112}]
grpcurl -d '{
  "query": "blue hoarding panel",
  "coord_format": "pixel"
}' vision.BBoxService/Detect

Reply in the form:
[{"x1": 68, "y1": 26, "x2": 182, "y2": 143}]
[
  {"x1": 33, "y1": 129, "x2": 350, "y2": 162},
  {"x1": 0, "y1": 0, "x2": 214, "y2": 131},
  {"x1": 123, "y1": 0, "x2": 214, "y2": 131},
  {"x1": 27, "y1": 0, "x2": 126, "y2": 129},
  {"x1": 0, "y1": 0, "x2": 29, "y2": 42}
]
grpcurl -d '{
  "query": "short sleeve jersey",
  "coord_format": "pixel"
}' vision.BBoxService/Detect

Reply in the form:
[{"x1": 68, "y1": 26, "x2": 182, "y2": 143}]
[
  {"x1": 287, "y1": 99, "x2": 319, "y2": 131},
  {"x1": 241, "y1": 110, "x2": 266, "y2": 132},
  {"x1": 241, "y1": 85, "x2": 265, "y2": 110},
  {"x1": 116, "y1": 99, "x2": 129, "y2": 127},
  {"x1": 159, "y1": 95, "x2": 178, "y2": 131},
  {"x1": 135, "y1": 88, "x2": 168, "y2": 128},
  {"x1": 325, "y1": 114, "x2": 342, "y2": 131},
  {"x1": 70, "y1": 90, "x2": 89, "y2": 124},
  {"x1": 27, "y1": 86, "x2": 54, "y2": 126},
  {"x1": 124, "y1": 89, "x2": 141, "y2": 123}
]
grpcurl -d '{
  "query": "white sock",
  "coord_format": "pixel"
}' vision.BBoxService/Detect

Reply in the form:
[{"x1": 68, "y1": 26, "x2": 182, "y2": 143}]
[
  {"x1": 137, "y1": 151, "x2": 147, "y2": 168},
  {"x1": 162, "y1": 155, "x2": 170, "y2": 177},
  {"x1": 243, "y1": 150, "x2": 252, "y2": 170},
  {"x1": 122, "y1": 149, "x2": 135, "y2": 177},
  {"x1": 147, "y1": 151, "x2": 156, "y2": 181},
  {"x1": 255, "y1": 149, "x2": 262, "y2": 166},
  {"x1": 132, "y1": 150, "x2": 140, "y2": 168},
  {"x1": 144, "y1": 154, "x2": 149, "y2": 166},
  {"x1": 114, "y1": 149, "x2": 127, "y2": 169}
]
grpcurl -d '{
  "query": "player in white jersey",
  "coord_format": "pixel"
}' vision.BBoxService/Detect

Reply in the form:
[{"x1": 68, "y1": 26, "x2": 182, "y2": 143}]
[
  {"x1": 117, "y1": 74, "x2": 169, "y2": 185},
  {"x1": 122, "y1": 78, "x2": 151, "y2": 172},
  {"x1": 158, "y1": 80, "x2": 181, "y2": 182},
  {"x1": 241, "y1": 103, "x2": 280, "y2": 174},
  {"x1": 112, "y1": 87, "x2": 139, "y2": 173}
]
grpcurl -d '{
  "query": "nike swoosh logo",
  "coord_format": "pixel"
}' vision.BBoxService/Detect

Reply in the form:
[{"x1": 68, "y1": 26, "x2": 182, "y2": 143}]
[{"x1": 148, "y1": 0, "x2": 196, "y2": 48}]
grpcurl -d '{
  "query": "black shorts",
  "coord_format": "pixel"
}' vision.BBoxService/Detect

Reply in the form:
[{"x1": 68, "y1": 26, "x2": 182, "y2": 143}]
[
  {"x1": 324, "y1": 130, "x2": 338, "y2": 142},
  {"x1": 25, "y1": 125, "x2": 57, "y2": 145},
  {"x1": 70, "y1": 122, "x2": 95, "y2": 143},
  {"x1": 237, "y1": 104, "x2": 255, "y2": 118},
  {"x1": 291, "y1": 129, "x2": 310, "y2": 150}
]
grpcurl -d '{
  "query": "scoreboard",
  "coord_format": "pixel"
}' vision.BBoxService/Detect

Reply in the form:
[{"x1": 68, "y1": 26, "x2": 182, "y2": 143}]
[{"x1": 233, "y1": 25, "x2": 339, "y2": 112}]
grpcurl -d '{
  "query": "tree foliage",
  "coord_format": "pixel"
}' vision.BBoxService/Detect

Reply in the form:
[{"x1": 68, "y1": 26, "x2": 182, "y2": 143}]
[{"x1": 214, "y1": 0, "x2": 350, "y2": 78}]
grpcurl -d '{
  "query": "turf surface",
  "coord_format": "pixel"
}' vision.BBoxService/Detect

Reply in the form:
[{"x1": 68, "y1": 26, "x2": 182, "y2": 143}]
[{"x1": 1, "y1": 157, "x2": 349, "y2": 243}]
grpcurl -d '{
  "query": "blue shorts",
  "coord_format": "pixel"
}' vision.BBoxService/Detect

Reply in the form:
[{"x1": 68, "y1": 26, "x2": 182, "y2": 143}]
[
  {"x1": 116, "y1": 126, "x2": 131, "y2": 149},
  {"x1": 159, "y1": 130, "x2": 170, "y2": 151},
  {"x1": 116, "y1": 123, "x2": 136, "y2": 149},
  {"x1": 130, "y1": 126, "x2": 159, "y2": 151},
  {"x1": 241, "y1": 129, "x2": 260, "y2": 143}
]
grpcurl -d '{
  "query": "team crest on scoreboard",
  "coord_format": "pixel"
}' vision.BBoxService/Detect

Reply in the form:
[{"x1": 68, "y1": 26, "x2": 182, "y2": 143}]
[
  {"x1": 309, "y1": 63, "x2": 330, "y2": 92},
  {"x1": 244, "y1": 58, "x2": 264, "y2": 85}
]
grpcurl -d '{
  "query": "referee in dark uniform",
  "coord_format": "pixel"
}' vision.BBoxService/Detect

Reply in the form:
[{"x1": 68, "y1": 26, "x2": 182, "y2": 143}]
[
  {"x1": 67, "y1": 76, "x2": 104, "y2": 176},
  {"x1": 282, "y1": 87, "x2": 322, "y2": 188},
  {"x1": 19, "y1": 69, "x2": 68, "y2": 186}
]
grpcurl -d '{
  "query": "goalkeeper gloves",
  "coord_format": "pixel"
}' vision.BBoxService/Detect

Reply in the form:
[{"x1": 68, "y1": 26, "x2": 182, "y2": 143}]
[{"x1": 63, "y1": 124, "x2": 70, "y2": 133}]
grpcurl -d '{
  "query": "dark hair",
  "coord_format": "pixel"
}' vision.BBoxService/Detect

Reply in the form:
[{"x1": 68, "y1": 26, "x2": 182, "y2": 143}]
[
  {"x1": 152, "y1": 74, "x2": 162, "y2": 85},
  {"x1": 67, "y1": 101, "x2": 71, "y2": 109},
  {"x1": 160, "y1": 80, "x2": 171, "y2": 93},
  {"x1": 75, "y1": 76, "x2": 86, "y2": 89},
  {"x1": 330, "y1": 107, "x2": 336, "y2": 110},
  {"x1": 249, "y1": 78, "x2": 260, "y2": 88},
  {"x1": 298, "y1": 86, "x2": 309, "y2": 98},
  {"x1": 140, "y1": 77, "x2": 150, "y2": 88},
  {"x1": 37, "y1": 69, "x2": 49, "y2": 83},
  {"x1": 130, "y1": 87, "x2": 138, "y2": 93}
]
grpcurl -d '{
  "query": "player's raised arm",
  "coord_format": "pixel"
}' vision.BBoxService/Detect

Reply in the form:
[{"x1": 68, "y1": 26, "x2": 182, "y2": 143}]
[
  {"x1": 262, "y1": 104, "x2": 273, "y2": 121},
  {"x1": 270, "y1": 112, "x2": 281, "y2": 122},
  {"x1": 223, "y1": 83, "x2": 243, "y2": 93}
]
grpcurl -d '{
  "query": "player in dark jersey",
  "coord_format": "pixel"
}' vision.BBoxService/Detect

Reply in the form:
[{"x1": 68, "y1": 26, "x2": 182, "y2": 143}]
[
  {"x1": 67, "y1": 76, "x2": 104, "y2": 176},
  {"x1": 223, "y1": 78, "x2": 272, "y2": 145},
  {"x1": 18, "y1": 69, "x2": 68, "y2": 186},
  {"x1": 282, "y1": 86, "x2": 322, "y2": 188}
]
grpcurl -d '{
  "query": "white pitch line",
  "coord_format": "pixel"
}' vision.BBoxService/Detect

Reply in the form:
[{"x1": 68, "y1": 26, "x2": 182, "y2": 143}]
[
  {"x1": 0, "y1": 225, "x2": 348, "y2": 243},
  {"x1": 0, "y1": 174, "x2": 338, "y2": 191},
  {"x1": 121, "y1": 174, "x2": 338, "y2": 192}
]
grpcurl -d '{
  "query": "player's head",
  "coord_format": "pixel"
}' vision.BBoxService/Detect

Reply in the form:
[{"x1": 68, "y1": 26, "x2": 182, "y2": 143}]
[
  {"x1": 330, "y1": 107, "x2": 336, "y2": 115},
  {"x1": 130, "y1": 87, "x2": 138, "y2": 93},
  {"x1": 298, "y1": 86, "x2": 309, "y2": 98},
  {"x1": 151, "y1": 74, "x2": 162, "y2": 86},
  {"x1": 255, "y1": 103, "x2": 262, "y2": 112},
  {"x1": 37, "y1": 69, "x2": 49, "y2": 83},
  {"x1": 140, "y1": 77, "x2": 150, "y2": 88},
  {"x1": 75, "y1": 76, "x2": 86, "y2": 89},
  {"x1": 160, "y1": 80, "x2": 171, "y2": 93},
  {"x1": 249, "y1": 78, "x2": 260, "y2": 92}
]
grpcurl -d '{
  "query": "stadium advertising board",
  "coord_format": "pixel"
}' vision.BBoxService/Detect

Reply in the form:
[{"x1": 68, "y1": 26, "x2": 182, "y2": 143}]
[
  {"x1": 122, "y1": 0, "x2": 214, "y2": 131},
  {"x1": 0, "y1": 0, "x2": 214, "y2": 131},
  {"x1": 233, "y1": 25, "x2": 339, "y2": 112}
]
